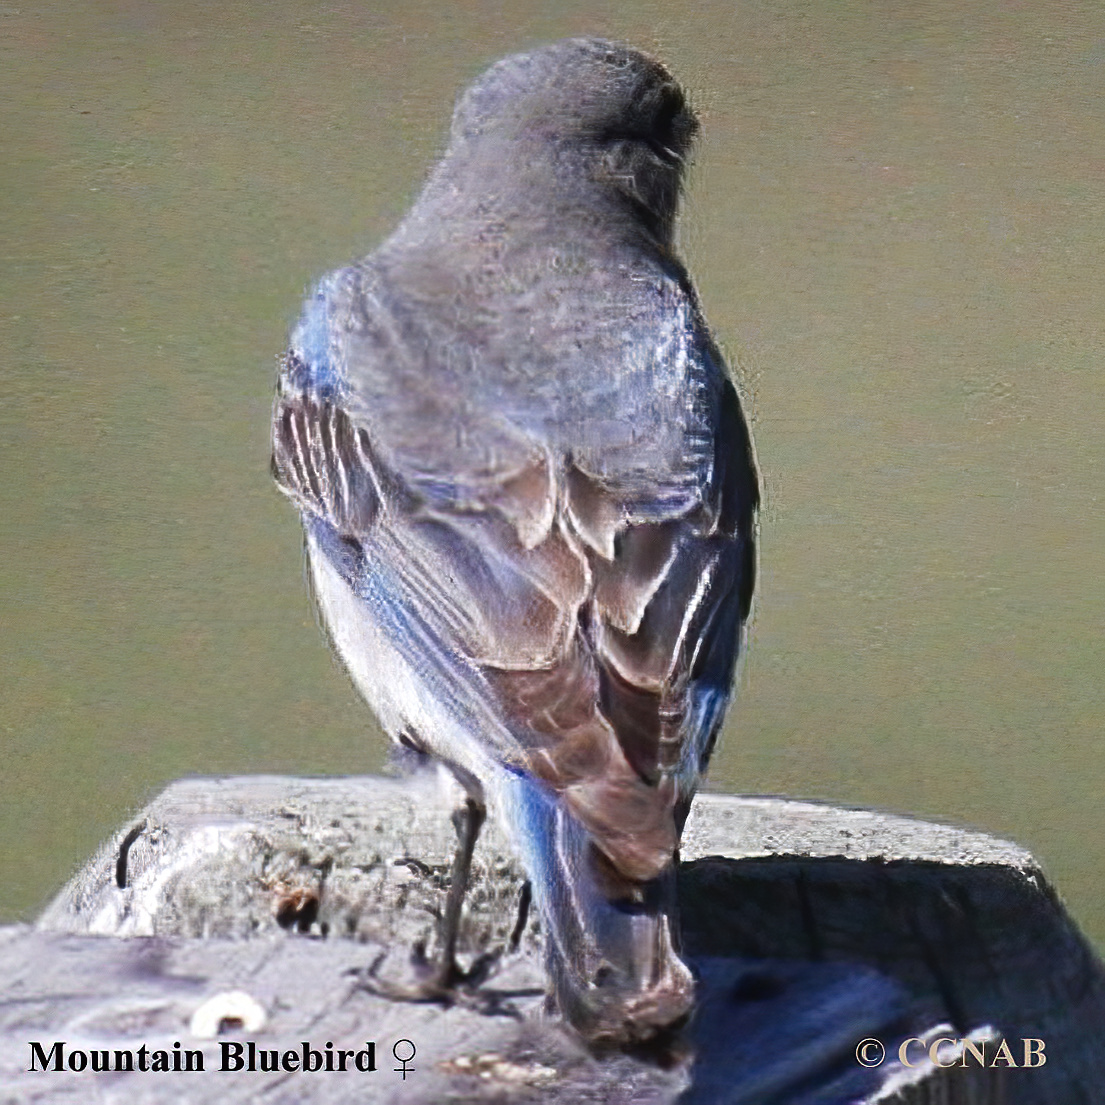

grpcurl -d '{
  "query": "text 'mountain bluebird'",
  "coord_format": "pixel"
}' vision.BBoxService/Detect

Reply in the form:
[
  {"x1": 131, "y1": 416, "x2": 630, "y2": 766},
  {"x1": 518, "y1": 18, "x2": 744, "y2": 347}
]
[{"x1": 271, "y1": 36, "x2": 758, "y2": 1048}]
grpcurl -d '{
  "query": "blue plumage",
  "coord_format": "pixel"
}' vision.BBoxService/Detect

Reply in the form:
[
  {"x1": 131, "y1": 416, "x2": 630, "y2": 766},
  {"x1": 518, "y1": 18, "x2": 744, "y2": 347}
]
[{"x1": 285, "y1": 274, "x2": 350, "y2": 403}]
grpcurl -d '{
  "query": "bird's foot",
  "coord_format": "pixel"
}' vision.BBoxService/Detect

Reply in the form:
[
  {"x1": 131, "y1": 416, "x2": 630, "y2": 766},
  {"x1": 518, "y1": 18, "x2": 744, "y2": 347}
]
[{"x1": 352, "y1": 943, "x2": 540, "y2": 1019}]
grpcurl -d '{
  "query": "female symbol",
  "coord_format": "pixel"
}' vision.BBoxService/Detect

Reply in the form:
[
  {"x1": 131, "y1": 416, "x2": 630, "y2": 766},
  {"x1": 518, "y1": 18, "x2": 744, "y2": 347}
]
[{"x1": 392, "y1": 1038, "x2": 417, "y2": 1079}]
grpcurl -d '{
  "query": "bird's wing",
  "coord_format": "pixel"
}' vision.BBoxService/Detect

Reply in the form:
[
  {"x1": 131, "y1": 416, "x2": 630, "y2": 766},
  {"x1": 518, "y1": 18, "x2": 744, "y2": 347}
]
[
  {"x1": 272, "y1": 268, "x2": 757, "y2": 882},
  {"x1": 275, "y1": 265, "x2": 561, "y2": 544},
  {"x1": 490, "y1": 333, "x2": 758, "y2": 883}
]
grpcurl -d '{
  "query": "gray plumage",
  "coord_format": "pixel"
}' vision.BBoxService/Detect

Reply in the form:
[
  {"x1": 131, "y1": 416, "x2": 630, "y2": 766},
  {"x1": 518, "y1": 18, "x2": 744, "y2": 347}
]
[{"x1": 272, "y1": 37, "x2": 758, "y2": 1047}]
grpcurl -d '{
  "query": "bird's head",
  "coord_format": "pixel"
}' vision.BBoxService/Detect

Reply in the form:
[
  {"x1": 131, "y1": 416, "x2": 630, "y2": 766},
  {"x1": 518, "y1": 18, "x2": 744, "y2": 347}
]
[{"x1": 446, "y1": 38, "x2": 699, "y2": 244}]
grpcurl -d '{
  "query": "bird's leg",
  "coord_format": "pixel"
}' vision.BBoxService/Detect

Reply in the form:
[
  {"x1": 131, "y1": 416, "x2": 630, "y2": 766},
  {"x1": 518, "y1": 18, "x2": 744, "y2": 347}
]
[
  {"x1": 358, "y1": 795, "x2": 491, "y2": 1002},
  {"x1": 433, "y1": 796, "x2": 486, "y2": 988}
]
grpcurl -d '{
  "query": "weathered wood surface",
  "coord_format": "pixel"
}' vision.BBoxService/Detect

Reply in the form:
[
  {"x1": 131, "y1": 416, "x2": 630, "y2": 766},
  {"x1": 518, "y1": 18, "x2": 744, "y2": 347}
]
[{"x1": 1, "y1": 773, "x2": 1100, "y2": 1103}]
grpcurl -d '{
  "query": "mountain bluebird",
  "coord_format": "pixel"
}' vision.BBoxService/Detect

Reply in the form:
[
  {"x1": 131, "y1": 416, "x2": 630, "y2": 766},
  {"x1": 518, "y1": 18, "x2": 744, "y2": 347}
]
[{"x1": 271, "y1": 37, "x2": 758, "y2": 1048}]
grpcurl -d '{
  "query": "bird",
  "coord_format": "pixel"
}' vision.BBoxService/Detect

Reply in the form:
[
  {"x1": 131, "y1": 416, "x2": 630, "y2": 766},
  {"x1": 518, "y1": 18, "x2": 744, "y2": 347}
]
[{"x1": 271, "y1": 36, "x2": 758, "y2": 1049}]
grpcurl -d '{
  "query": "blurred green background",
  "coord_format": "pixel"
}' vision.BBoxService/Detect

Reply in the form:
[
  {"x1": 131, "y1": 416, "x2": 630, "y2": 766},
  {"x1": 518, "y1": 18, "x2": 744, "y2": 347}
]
[{"x1": 2, "y1": 1, "x2": 1103, "y2": 947}]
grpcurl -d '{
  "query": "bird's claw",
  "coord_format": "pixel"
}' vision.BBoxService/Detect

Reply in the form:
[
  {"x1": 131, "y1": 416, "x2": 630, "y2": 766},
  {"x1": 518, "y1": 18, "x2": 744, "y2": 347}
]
[
  {"x1": 352, "y1": 946, "x2": 505, "y2": 1011},
  {"x1": 351, "y1": 946, "x2": 538, "y2": 1020}
]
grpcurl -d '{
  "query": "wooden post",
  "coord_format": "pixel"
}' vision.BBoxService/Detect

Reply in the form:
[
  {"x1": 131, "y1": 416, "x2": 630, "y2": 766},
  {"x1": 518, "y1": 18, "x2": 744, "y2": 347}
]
[{"x1": 0, "y1": 775, "x2": 1097, "y2": 1102}]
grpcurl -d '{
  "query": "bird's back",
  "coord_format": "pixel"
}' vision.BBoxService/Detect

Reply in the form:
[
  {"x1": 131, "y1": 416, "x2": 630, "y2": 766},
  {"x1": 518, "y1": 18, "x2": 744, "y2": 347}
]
[{"x1": 275, "y1": 236, "x2": 755, "y2": 874}]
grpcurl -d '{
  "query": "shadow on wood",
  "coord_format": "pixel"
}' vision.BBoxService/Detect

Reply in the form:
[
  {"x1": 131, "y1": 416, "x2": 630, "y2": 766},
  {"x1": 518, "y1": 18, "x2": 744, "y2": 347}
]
[{"x1": 679, "y1": 853, "x2": 1100, "y2": 1102}]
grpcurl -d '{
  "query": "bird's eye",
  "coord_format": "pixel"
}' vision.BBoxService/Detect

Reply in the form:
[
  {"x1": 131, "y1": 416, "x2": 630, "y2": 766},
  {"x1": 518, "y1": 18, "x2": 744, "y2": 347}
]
[{"x1": 654, "y1": 87, "x2": 686, "y2": 136}]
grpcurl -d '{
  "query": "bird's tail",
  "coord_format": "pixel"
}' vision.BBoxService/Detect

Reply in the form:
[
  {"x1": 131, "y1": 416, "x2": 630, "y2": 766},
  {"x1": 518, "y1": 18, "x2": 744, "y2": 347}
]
[{"x1": 501, "y1": 771, "x2": 694, "y2": 1048}]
